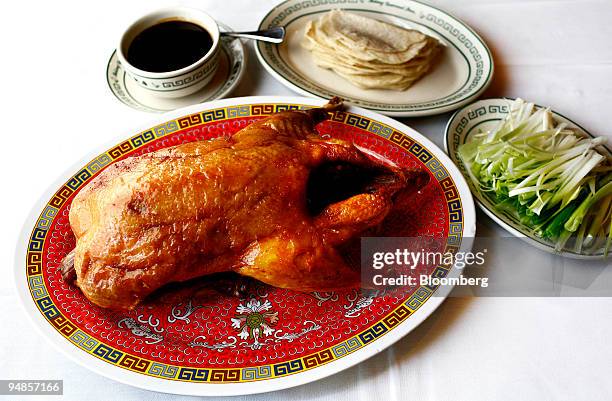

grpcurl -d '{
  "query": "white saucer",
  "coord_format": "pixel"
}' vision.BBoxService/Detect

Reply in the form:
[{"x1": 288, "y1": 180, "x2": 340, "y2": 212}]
[{"x1": 106, "y1": 23, "x2": 246, "y2": 113}]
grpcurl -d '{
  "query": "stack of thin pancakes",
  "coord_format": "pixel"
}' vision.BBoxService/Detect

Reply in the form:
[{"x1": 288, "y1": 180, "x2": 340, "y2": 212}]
[{"x1": 302, "y1": 10, "x2": 442, "y2": 91}]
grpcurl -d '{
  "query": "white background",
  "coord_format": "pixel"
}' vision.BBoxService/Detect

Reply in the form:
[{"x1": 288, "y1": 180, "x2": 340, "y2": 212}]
[{"x1": 1, "y1": 0, "x2": 612, "y2": 400}]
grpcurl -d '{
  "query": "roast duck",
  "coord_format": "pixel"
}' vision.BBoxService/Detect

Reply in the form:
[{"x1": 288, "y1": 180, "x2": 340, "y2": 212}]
[{"x1": 61, "y1": 98, "x2": 429, "y2": 310}]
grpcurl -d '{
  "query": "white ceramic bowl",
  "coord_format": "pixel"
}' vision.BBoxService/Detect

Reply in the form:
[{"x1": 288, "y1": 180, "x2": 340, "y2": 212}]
[{"x1": 117, "y1": 7, "x2": 220, "y2": 99}]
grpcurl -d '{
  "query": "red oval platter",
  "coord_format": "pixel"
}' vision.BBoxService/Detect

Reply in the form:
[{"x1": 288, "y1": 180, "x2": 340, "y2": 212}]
[{"x1": 16, "y1": 96, "x2": 475, "y2": 396}]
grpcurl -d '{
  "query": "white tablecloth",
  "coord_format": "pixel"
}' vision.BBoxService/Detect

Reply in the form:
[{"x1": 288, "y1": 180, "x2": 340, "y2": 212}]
[{"x1": 2, "y1": 1, "x2": 612, "y2": 400}]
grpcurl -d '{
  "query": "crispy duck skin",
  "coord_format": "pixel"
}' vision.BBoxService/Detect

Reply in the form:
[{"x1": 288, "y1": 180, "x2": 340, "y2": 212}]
[{"x1": 63, "y1": 99, "x2": 428, "y2": 310}]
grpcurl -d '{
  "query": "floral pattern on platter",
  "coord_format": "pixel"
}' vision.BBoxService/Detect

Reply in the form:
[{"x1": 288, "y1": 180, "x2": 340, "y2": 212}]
[{"x1": 232, "y1": 299, "x2": 279, "y2": 350}]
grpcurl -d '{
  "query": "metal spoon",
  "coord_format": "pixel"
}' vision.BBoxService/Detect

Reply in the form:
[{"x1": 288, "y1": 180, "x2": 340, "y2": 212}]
[{"x1": 221, "y1": 27, "x2": 285, "y2": 43}]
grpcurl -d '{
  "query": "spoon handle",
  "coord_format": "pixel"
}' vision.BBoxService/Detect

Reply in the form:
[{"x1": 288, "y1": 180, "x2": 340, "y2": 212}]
[{"x1": 221, "y1": 27, "x2": 285, "y2": 43}]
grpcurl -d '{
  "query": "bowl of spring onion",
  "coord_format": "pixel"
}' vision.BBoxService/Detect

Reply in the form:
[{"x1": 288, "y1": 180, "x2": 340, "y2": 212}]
[{"x1": 445, "y1": 98, "x2": 612, "y2": 258}]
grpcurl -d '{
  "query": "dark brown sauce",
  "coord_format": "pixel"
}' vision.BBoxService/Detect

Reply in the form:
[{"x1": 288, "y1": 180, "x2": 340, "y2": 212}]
[{"x1": 127, "y1": 20, "x2": 213, "y2": 73}]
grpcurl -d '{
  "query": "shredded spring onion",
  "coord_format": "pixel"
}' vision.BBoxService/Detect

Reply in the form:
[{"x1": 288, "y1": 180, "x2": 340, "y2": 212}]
[{"x1": 458, "y1": 98, "x2": 612, "y2": 255}]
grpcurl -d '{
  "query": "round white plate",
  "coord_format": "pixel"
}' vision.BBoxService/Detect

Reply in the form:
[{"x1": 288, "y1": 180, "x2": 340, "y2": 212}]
[
  {"x1": 445, "y1": 98, "x2": 611, "y2": 259},
  {"x1": 106, "y1": 22, "x2": 246, "y2": 113},
  {"x1": 16, "y1": 96, "x2": 475, "y2": 396},
  {"x1": 255, "y1": 0, "x2": 493, "y2": 117}
]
